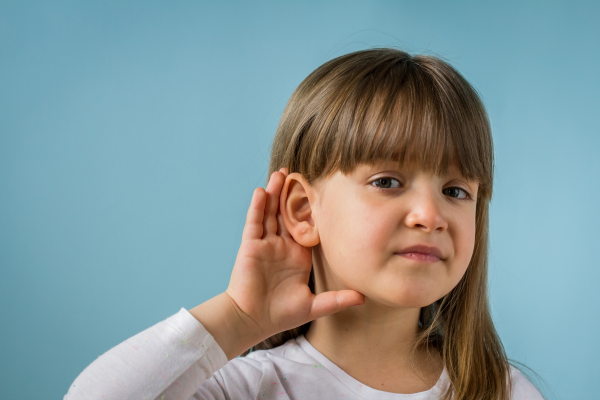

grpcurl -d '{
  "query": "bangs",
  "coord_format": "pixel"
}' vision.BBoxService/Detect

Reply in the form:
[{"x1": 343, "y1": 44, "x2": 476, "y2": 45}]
[
  {"x1": 340, "y1": 60, "x2": 466, "y2": 176},
  {"x1": 334, "y1": 55, "x2": 493, "y2": 196}
]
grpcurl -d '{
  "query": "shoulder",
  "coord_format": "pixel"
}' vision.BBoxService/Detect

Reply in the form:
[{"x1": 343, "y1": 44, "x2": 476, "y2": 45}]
[
  {"x1": 509, "y1": 366, "x2": 545, "y2": 400},
  {"x1": 212, "y1": 337, "x2": 314, "y2": 392}
]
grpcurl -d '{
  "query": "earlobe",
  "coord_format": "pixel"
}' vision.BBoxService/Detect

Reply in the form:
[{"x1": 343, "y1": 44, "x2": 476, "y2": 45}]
[{"x1": 279, "y1": 173, "x2": 320, "y2": 247}]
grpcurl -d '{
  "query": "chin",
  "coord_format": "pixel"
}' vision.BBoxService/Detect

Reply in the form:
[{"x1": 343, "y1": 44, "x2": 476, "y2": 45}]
[{"x1": 372, "y1": 285, "x2": 445, "y2": 309}]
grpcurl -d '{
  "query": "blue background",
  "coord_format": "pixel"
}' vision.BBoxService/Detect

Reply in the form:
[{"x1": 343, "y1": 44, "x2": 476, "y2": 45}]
[{"x1": 1, "y1": 1, "x2": 598, "y2": 399}]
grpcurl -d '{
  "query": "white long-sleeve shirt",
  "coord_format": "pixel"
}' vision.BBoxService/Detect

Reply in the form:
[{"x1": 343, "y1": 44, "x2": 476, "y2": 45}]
[{"x1": 65, "y1": 308, "x2": 544, "y2": 400}]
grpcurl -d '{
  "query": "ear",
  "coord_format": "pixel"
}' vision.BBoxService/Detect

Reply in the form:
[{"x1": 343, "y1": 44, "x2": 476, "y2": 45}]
[{"x1": 279, "y1": 173, "x2": 320, "y2": 247}]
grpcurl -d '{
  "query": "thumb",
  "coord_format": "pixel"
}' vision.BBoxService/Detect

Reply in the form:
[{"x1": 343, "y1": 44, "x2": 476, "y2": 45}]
[{"x1": 306, "y1": 290, "x2": 365, "y2": 322}]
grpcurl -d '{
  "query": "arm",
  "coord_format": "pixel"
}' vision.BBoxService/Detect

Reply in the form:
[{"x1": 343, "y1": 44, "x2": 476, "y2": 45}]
[{"x1": 64, "y1": 308, "x2": 227, "y2": 400}]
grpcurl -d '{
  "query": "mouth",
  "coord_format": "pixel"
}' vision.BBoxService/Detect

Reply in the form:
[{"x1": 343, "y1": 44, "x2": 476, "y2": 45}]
[{"x1": 395, "y1": 244, "x2": 444, "y2": 263}]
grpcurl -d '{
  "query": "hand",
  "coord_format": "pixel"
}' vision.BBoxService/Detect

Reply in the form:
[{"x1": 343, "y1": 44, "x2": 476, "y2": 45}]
[
  {"x1": 190, "y1": 169, "x2": 364, "y2": 359},
  {"x1": 225, "y1": 168, "x2": 364, "y2": 344}
]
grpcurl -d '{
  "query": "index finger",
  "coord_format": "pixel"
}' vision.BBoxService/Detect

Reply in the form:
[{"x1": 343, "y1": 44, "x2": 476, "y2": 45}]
[{"x1": 241, "y1": 187, "x2": 267, "y2": 241}]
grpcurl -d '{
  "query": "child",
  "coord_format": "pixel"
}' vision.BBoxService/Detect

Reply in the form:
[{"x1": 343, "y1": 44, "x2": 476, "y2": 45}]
[{"x1": 65, "y1": 48, "x2": 544, "y2": 400}]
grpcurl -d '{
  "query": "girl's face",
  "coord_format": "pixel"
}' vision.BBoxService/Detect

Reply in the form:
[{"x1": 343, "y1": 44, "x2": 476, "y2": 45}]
[{"x1": 311, "y1": 161, "x2": 479, "y2": 308}]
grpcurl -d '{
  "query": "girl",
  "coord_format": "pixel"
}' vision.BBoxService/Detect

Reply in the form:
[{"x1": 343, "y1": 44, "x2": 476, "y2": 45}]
[{"x1": 65, "y1": 48, "x2": 544, "y2": 400}]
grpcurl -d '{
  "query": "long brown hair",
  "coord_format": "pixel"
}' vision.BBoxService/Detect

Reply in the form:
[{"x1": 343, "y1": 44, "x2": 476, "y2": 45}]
[{"x1": 245, "y1": 48, "x2": 511, "y2": 400}]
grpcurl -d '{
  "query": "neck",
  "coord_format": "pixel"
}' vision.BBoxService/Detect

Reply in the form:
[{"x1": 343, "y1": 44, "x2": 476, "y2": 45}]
[
  {"x1": 305, "y1": 298, "x2": 423, "y2": 362},
  {"x1": 304, "y1": 246, "x2": 443, "y2": 393}
]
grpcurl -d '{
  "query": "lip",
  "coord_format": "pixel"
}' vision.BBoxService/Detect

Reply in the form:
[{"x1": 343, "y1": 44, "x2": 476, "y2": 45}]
[{"x1": 396, "y1": 244, "x2": 444, "y2": 262}]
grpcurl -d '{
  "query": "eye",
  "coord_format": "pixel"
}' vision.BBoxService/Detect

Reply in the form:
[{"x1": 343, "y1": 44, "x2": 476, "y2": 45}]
[
  {"x1": 371, "y1": 177, "x2": 402, "y2": 189},
  {"x1": 442, "y1": 187, "x2": 471, "y2": 200}
]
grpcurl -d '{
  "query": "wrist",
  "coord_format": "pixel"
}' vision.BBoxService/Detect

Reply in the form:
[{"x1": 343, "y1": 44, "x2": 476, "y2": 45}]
[{"x1": 189, "y1": 292, "x2": 265, "y2": 360}]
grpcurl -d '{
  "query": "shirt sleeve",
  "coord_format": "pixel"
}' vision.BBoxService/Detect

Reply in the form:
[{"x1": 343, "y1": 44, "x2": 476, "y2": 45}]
[{"x1": 64, "y1": 308, "x2": 229, "y2": 400}]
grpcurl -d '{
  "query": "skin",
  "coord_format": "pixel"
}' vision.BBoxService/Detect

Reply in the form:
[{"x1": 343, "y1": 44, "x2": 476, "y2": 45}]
[{"x1": 189, "y1": 161, "x2": 478, "y2": 394}]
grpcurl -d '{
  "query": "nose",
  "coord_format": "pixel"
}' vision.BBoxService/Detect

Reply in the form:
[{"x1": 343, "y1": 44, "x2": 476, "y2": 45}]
[{"x1": 403, "y1": 187, "x2": 448, "y2": 233}]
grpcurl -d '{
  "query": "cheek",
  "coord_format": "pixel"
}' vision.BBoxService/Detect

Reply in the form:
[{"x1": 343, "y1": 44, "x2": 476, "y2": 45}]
[
  {"x1": 456, "y1": 214, "x2": 477, "y2": 270},
  {"x1": 318, "y1": 193, "x2": 392, "y2": 282},
  {"x1": 443, "y1": 213, "x2": 477, "y2": 296}
]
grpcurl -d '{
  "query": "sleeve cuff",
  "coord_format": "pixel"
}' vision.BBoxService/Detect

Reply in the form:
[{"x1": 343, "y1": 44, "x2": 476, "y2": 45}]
[{"x1": 166, "y1": 307, "x2": 229, "y2": 372}]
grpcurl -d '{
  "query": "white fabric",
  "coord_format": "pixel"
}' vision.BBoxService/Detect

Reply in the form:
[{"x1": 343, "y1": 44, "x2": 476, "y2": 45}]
[{"x1": 65, "y1": 308, "x2": 544, "y2": 400}]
